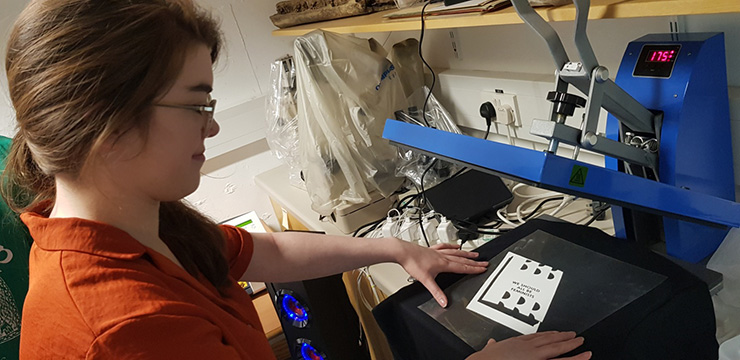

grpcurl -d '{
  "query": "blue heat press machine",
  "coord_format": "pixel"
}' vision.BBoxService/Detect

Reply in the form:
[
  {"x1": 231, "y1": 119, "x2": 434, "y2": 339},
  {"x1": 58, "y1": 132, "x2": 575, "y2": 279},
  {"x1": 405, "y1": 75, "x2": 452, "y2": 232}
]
[
  {"x1": 383, "y1": 0, "x2": 739, "y2": 264},
  {"x1": 374, "y1": 1, "x2": 731, "y2": 358}
]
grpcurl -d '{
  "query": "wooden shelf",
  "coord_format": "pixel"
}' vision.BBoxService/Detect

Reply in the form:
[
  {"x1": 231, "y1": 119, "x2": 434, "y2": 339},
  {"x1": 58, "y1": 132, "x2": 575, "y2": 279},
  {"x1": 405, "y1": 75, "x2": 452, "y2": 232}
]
[{"x1": 272, "y1": 0, "x2": 740, "y2": 36}]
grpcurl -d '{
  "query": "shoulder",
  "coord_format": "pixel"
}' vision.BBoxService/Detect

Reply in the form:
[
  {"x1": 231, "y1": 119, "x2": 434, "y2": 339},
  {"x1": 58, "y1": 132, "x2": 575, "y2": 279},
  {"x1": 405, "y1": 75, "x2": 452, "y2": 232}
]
[
  {"x1": 219, "y1": 225, "x2": 256, "y2": 278},
  {"x1": 220, "y1": 224, "x2": 252, "y2": 244}
]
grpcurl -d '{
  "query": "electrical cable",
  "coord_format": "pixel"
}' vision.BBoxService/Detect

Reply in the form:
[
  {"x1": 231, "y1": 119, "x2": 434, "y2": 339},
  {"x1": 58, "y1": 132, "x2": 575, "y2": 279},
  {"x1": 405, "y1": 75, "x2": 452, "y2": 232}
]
[
  {"x1": 506, "y1": 124, "x2": 514, "y2": 145},
  {"x1": 356, "y1": 267, "x2": 381, "y2": 311},
  {"x1": 511, "y1": 183, "x2": 560, "y2": 199},
  {"x1": 452, "y1": 218, "x2": 499, "y2": 229},
  {"x1": 419, "y1": 1, "x2": 436, "y2": 128},
  {"x1": 471, "y1": 227, "x2": 511, "y2": 234},
  {"x1": 391, "y1": 2, "x2": 446, "y2": 250},
  {"x1": 573, "y1": 213, "x2": 593, "y2": 225},
  {"x1": 355, "y1": 269, "x2": 374, "y2": 311},
  {"x1": 520, "y1": 197, "x2": 565, "y2": 221},
  {"x1": 584, "y1": 206, "x2": 610, "y2": 226},
  {"x1": 553, "y1": 207, "x2": 594, "y2": 221},
  {"x1": 414, "y1": 2, "x2": 438, "y2": 252},
  {"x1": 397, "y1": 192, "x2": 421, "y2": 210},
  {"x1": 475, "y1": 221, "x2": 504, "y2": 229},
  {"x1": 412, "y1": 157, "x2": 437, "y2": 247},
  {"x1": 419, "y1": 158, "x2": 439, "y2": 211},
  {"x1": 452, "y1": 220, "x2": 510, "y2": 234},
  {"x1": 514, "y1": 194, "x2": 564, "y2": 223},
  {"x1": 417, "y1": 212, "x2": 431, "y2": 247},
  {"x1": 358, "y1": 222, "x2": 384, "y2": 238},
  {"x1": 548, "y1": 195, "x2": 576, "y2": 217},
  {"x1": 449, "y1": 166, "x2": 467, "y2": 180},
  {"x1": 452, "y1": 221, "x2": 511, "y2": 250},
  {"x1": 479, "y1": 101, "x2": 495, "y2": 140},
  {"x1": 498, "y1": 193, "x2": 568, "y2": 226},
  {"x1": 352, "y1": 217, "x2": 386, "y2": 237},
  {"x1": 452, "y1": 222, "x2": 477, "y2": 250},
  {"x1": 497, "y1": 207, "x2": 519, "y2": 227}
]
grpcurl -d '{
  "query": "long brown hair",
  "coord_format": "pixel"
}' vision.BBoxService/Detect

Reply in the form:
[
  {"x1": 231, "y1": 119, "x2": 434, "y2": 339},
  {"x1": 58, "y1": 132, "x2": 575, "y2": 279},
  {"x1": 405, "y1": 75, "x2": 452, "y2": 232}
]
[{"x1": 2, "y1": 0, "x2": 232, "y2": 293}]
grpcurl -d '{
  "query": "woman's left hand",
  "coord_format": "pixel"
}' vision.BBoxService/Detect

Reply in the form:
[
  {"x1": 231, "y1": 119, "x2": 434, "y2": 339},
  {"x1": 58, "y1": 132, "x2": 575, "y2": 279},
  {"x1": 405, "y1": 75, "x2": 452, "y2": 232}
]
[{"x1": 395, "y1": 241, "x2": 488, "y2": 308}]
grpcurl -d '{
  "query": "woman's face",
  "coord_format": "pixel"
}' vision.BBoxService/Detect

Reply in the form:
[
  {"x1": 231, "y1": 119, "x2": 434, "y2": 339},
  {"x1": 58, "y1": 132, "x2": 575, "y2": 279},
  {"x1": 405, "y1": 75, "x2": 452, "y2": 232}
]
[{"x1": 100, "y1": 43, "x2": 220, "y2": 203}]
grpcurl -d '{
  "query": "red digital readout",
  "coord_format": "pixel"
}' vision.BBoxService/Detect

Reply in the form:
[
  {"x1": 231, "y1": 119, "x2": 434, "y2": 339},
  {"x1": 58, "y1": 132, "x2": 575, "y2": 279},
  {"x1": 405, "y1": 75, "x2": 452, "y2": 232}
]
[{"x1": 647, "y1": 50, "x2": 676, "y2": 62}]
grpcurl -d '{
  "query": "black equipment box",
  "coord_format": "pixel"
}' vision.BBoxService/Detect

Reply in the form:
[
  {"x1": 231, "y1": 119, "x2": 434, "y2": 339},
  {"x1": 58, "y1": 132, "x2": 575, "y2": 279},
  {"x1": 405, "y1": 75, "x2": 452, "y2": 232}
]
[{"x1": 424, "y1": 170, "x2": 512, "y2": 223}]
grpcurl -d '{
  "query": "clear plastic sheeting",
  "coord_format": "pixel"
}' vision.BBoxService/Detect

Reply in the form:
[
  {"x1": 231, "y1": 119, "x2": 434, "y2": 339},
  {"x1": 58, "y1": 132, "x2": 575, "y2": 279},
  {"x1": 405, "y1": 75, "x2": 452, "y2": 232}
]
[
  {"x1": 294, "y1": 30, "x2": 406, "y2": 216},
  {"x1": 418, "y1": 230, "x2": 667, "y2": 350},
  {"x1": 388, "y1": 38, "x2": 425, "y2": 100},
  {"x1": 388, "y1": 38, "x2": 464, "y2": 189},
  {"x1": 266, "y1": 55, "x2": 303, "y2": 188},
  {"x1": 405, "y1": 87, "x2": 462, "y2": 135},
  {"x1": 394, "y1": 87, "x2": 464, "y2": 189},
  {"x1": 396, "y1": 98, "x2": 462, "y2": 189}
]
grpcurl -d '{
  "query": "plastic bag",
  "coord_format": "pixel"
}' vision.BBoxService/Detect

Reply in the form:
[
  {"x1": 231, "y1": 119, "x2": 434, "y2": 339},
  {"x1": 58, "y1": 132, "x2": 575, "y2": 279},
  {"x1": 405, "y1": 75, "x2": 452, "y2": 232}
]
[
  {"x1": 389, "y1": 38, "x2": 463, "y2": 189},
  {"x1": 265, "y1": 55, "x2": 303, "y2": 188},
  {"x1": 393, "y1": 87, "x2": 465, "y2": 189},
  {"x1": 294, "y1": 30, "x2": 406, "y2": 216},
  {"x1": 388, "y1": 38, "x2": 425, "y2": 100}
]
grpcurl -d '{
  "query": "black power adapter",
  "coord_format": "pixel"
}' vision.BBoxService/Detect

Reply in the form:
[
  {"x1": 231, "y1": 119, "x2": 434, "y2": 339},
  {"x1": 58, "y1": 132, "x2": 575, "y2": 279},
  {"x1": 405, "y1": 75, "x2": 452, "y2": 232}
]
[{"x1": 424, "y1": 170, "x2": 513, "y2": 223}]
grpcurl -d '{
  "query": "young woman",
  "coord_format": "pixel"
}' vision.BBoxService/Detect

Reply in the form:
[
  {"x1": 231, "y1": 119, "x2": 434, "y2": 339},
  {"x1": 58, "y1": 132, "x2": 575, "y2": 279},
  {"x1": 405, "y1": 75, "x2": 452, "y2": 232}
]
[{"x1": 2, "y1": 0, "x2": 590, "y2": 359}]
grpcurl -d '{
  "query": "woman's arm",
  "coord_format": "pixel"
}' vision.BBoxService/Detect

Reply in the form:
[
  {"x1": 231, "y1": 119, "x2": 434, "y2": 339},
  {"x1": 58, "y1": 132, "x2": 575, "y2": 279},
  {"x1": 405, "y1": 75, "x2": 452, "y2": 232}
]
[{"x1": 241, "y1": 231, "x2": 487, "y2": 307}]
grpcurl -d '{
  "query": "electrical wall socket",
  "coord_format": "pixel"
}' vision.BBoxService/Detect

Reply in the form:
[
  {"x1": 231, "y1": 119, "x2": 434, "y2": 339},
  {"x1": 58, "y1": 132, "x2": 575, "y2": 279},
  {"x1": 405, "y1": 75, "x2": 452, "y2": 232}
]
[
  {"x1": 481, "y1": 90, "x2": 522, "y2": 127},
  {"x1": 435, "y1": 69, "x2": 604, "y2": 148}
]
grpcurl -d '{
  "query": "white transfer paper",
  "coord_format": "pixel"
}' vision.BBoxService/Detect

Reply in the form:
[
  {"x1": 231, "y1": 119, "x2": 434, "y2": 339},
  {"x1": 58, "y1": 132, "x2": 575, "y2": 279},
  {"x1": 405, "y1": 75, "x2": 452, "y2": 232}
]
[{"x1": 466, "y1": 252, "x2": 563, "y2": 334}]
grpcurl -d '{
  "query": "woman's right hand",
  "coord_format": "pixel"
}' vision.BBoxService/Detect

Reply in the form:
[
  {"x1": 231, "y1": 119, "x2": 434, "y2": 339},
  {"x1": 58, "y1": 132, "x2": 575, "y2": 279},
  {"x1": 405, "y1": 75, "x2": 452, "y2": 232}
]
[{"x1": 466, "y1": 331, "x2": 592, "y2": 360}]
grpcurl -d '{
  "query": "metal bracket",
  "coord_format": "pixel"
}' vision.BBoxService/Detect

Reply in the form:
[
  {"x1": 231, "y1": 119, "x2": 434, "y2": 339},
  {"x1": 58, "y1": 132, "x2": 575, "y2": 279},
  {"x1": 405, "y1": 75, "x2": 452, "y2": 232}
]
[{"x1": 531, "y1": 120, "x2": 658, "y2": 169}]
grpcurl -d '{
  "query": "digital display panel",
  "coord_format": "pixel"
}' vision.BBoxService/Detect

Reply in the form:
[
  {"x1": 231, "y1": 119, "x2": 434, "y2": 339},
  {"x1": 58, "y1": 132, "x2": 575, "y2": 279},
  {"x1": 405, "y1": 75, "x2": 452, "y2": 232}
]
[
  {"x1": 646, "y1": 49, "x2": 677, "y2": 63},
  {"x1": 633, "y1": 44, "x2": 681, "y2": 78}
]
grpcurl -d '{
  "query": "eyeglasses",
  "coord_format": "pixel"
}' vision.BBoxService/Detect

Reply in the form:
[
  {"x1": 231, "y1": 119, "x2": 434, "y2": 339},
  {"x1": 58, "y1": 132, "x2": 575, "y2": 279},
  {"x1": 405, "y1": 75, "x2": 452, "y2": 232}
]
[{"x1": 152, "y1": 96, "x2": 217, "y2": 131}]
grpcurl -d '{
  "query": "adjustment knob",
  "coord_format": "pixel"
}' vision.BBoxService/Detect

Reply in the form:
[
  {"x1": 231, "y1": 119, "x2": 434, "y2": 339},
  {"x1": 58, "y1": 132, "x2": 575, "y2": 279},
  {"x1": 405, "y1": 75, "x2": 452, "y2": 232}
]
[{"x1": 546, "y1": 91, "x2": 587, "y2": 117}]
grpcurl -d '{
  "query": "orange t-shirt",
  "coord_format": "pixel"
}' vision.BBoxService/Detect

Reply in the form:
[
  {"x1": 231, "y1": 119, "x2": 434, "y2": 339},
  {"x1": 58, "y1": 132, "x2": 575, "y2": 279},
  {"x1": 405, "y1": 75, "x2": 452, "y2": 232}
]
[{"x1": 19, "y1": 209, "x2": 276, "y2": 360}]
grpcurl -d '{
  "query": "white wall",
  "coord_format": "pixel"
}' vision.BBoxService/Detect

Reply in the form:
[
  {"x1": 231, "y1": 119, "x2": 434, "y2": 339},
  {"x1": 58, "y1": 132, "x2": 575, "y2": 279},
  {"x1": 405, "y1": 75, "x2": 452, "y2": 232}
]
[
  {"x1": 0, "y1": 0, "x2": 29, "y2": 136},
  {"x1": 0, "y1": 0, "x2": 290, "y2": 230},
  {"x1": 188, "y1": 0, "x2": 292, "y2": 229}
]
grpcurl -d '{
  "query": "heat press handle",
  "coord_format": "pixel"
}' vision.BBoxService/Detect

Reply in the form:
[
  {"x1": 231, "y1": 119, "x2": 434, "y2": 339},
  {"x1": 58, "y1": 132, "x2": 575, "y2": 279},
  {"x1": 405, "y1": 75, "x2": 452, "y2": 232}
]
[
  {"x1": 510, "y1": 0, "x2": 656, "y2": 136},
  {"x1": 509, "y1": 0, "x2": 569, "y2": 70},
  {"x1": 572, "y1": 0, "x2": 599, "y2": 74},
  {"x1": 509, "y1": 0, "x2": 597, "y2": 78}
]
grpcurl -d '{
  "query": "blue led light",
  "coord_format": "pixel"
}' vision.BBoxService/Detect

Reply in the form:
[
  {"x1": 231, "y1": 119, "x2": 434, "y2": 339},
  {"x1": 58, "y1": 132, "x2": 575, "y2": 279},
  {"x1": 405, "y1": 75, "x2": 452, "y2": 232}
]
[
  {"x1": 300, "y1": 342, "x2": 325, "y2": 360},
  {"x1": 281, "y1": 294, "x2": 308, "y2": 323}
]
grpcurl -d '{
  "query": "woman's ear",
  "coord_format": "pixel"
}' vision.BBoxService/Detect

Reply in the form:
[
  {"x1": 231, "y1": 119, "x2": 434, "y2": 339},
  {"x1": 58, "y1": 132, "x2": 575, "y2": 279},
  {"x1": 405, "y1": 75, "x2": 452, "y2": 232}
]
[{"x1": 98, "y1": 126, "x2": 147, "y2": 163}]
